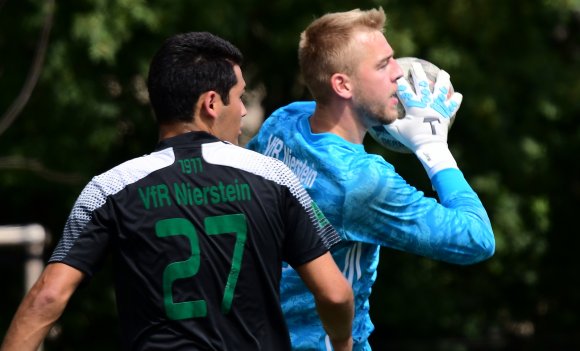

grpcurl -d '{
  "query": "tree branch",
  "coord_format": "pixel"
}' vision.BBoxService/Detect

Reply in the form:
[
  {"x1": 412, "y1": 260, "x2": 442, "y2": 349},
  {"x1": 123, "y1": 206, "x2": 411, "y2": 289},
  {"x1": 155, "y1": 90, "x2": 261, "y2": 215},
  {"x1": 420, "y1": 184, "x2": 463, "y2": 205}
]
[
  {"x1": 0, "y1": 0, "x2": 55, "y2": 136},
  {"x1": 0, "y1": 156, "x2": 85, "y2": 185}
]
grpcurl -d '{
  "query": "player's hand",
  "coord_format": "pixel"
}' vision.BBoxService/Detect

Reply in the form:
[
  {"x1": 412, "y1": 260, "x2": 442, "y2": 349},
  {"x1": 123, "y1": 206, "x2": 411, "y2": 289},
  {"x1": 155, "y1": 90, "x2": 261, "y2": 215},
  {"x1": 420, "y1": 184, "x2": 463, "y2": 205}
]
[
  {"x1": 385, "y1": 62, "x2": 463, "y2": 177},
  {"x1": 385, "y1": 62, "x2": 462, "y2": 152}
]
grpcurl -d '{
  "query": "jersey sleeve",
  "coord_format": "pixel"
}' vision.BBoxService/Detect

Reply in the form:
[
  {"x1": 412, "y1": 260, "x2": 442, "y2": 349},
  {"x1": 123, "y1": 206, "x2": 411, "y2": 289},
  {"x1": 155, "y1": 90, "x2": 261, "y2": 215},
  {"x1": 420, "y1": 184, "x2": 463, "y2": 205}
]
[
  {"x1": 48, "y1": 148, "x2": 174, "y2": 276},
  {"x1": 48, "y1": 178, "x2": 114, "y2": 277},
  {"x1": 280, "y1": 185, "x2": 329, "y2": 268},
  {"x1": 342, "y1": 155, "x2": 495, "y2": 265}
]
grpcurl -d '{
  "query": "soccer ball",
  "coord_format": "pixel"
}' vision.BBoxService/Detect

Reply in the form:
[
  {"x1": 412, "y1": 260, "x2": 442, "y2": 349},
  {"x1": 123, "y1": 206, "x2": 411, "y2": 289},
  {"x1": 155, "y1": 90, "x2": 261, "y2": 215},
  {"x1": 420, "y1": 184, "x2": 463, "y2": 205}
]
[{"x1": 368, "y1": 57, "x2": 456, "y2": 154}]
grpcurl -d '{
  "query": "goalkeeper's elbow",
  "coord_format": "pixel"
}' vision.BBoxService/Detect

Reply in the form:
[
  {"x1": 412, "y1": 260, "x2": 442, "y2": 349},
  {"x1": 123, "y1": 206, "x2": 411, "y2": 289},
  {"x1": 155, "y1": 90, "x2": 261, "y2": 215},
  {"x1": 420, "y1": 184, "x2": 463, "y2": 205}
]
[
  {"x1": 475, "y1": 235, "x2": 495, "y2": 262},
  {"x1": 461, "y1": 231, "x2": 496, "y2": 265}
]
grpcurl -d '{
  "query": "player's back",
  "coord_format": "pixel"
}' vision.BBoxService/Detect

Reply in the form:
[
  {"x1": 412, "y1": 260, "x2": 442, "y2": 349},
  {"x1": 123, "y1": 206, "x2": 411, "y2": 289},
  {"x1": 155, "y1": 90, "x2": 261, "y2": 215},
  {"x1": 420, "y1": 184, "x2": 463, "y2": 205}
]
[{"x1": 50, "y1": 132, "x2": 338, "y2": 350}]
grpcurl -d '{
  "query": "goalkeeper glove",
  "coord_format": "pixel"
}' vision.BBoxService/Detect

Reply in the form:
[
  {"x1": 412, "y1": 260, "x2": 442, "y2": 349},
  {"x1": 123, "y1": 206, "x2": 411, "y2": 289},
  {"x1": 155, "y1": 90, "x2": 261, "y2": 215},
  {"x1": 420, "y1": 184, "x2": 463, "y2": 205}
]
[{"x1": 384, "y1": 62, "x2": 463, "y2": 178}]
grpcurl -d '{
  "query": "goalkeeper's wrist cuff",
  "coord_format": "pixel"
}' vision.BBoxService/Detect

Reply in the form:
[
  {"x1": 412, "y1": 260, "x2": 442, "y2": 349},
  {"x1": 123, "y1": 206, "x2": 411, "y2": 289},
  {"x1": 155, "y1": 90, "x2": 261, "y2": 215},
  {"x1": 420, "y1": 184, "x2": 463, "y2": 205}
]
[{"x1": 415, "y1": 143, "x2": 458, "y2": 179}]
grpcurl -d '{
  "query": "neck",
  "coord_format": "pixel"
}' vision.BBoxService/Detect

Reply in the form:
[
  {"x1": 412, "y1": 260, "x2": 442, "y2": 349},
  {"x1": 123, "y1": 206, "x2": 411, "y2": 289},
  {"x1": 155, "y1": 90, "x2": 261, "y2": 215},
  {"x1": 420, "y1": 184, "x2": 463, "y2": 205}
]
[
  {"x1": 309, "y1": 101, "x2": 366, "y2": 144},
  {"x1": 158, "y1": 121, "x2": 208, "y2": 141}
]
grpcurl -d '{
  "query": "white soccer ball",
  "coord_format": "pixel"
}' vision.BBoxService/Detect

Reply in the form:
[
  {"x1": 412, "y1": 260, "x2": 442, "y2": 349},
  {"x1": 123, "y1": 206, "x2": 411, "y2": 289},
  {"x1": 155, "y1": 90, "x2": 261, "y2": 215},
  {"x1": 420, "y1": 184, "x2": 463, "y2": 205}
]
[{"x1": 368, "y1": 57, "x2": 456, "y2": 154}]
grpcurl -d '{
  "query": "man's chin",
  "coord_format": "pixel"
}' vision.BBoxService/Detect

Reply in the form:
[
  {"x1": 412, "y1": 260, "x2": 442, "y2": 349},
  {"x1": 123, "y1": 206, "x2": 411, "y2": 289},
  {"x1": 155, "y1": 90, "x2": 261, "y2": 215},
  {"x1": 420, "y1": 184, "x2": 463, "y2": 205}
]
[{"x1": 378, "y1": 112, "x2": 399, "y2": 125}]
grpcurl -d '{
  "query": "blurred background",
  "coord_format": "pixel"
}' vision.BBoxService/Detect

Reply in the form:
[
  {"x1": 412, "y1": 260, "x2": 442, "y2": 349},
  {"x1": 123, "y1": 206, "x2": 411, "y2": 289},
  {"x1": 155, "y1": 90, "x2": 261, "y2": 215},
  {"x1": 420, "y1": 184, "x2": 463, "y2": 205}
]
[{"x1": 1, "y1": 0, "x2": 579, "y2": 350}]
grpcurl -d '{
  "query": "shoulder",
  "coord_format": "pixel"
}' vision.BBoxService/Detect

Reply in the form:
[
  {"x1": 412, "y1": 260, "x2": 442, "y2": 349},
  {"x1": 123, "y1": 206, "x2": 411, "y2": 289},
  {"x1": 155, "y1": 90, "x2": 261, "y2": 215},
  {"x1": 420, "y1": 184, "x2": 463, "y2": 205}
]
[
  {"x1": 95, "y1": 147, "x2": 174, "y2": 186},
  {"x1": 262, "y1": 101, "x2": 315, "y2": 126},
  {"x1": 274, "y1": 101, "x2": 316, "y2": 116},
  {"x1": 80, "y1": 147, "x2": 176, "y2": 209},
  {"x1": 202, "y1": 141, "x2": 299, "y2": 188},
  {"x1": 95, "y1": 147, "x2": 175, "y2": 183}
]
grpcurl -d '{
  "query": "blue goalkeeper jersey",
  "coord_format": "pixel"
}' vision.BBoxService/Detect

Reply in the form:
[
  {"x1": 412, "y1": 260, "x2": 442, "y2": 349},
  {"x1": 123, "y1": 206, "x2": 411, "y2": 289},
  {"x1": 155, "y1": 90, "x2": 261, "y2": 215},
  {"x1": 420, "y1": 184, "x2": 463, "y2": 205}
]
[{"x1": 247, "y1": 101, "x2": 495, "y2": 350}]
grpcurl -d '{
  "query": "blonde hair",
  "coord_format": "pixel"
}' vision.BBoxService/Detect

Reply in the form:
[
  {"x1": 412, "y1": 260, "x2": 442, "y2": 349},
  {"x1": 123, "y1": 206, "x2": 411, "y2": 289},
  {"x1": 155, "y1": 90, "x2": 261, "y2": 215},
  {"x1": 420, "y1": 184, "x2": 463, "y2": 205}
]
[{"x1": 298, "y1": 8, "x2": 387, "y2": 103}]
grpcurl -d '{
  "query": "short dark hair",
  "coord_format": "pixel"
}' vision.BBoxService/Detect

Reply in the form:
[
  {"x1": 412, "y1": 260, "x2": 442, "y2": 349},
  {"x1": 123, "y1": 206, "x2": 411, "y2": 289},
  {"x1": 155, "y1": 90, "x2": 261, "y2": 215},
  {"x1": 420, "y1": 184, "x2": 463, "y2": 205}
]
[{"x1": 147, "y1": 32, "x2": 243, "y2": 124}]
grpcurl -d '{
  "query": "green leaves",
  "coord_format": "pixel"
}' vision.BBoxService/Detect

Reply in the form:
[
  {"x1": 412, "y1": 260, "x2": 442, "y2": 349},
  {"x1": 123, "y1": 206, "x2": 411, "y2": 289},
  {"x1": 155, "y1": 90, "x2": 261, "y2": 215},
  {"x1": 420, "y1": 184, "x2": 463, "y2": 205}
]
[
  {"x1": 1, "y1": 0, "x2": 579, "y2": 349},
  {"x1": 72, "y1": 0, "x2": 160, "y2": 64}
]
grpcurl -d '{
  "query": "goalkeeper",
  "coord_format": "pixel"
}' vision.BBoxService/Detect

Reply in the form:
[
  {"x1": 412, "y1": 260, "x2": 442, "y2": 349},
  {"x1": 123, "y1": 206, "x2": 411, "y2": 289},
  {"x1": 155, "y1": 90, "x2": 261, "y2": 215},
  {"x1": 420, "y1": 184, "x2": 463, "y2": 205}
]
[{"x1": 247, "y1": 7, "x2": 495, "y2": 351}]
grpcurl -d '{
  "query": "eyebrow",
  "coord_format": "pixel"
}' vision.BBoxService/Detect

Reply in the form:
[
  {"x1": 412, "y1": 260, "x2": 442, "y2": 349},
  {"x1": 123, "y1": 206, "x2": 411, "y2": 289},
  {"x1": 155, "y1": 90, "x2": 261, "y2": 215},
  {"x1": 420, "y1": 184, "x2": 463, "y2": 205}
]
[{"x1": 376, "y1": 56, "x2": 390, "y2": 67}]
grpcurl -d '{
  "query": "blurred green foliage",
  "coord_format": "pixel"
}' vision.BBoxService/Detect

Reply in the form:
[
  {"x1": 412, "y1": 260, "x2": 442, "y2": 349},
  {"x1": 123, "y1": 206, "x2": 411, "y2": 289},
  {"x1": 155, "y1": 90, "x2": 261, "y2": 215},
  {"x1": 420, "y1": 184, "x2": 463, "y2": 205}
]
[{"x1": 1, "y1": 0, "x2": 579, "y2": 349}]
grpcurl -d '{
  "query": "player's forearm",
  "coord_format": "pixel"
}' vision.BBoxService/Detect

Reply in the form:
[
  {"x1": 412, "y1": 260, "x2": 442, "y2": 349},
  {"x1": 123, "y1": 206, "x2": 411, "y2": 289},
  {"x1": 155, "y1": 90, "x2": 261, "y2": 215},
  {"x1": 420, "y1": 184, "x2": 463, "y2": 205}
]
[
  {"x1": 2, "y1": 264, "x2": 82, "y2": 351},
  {"x1": 328, "y1": 335, "x2": 353, "y2": 351},
  {"x1": 315, "y1": 291, "x2": 354, "y2": 350},
  {"x1": 1, "y1": 317, "x2": 53, "y2": 351},
  {"x1": 431, "y1": 167, "x2": 495, "y2": 262},
  {"x1": 295, "y1": 253, "x2": 354, "y2": 349},
  {"x1": 1, "y1": 289, "x2": 64, "y2": 351}
]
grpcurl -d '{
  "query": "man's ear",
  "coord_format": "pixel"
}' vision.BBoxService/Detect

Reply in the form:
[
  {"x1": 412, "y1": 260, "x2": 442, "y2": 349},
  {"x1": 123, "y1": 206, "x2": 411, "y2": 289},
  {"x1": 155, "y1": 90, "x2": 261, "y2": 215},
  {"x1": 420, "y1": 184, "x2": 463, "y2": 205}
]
[
  {"x1": 201, "y1": 91, "x2": 220, "y2": 119},
  {"x1": 330, "y1": 73, "x2": 353, "y2": 99}
]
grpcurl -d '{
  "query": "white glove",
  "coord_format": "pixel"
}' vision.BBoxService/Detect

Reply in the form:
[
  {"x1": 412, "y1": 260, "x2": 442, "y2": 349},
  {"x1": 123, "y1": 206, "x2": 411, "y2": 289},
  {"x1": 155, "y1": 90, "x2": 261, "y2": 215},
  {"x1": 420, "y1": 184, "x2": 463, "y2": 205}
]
[{"x1": 385, "y1": 62, "x2": 463, "y2": 178}]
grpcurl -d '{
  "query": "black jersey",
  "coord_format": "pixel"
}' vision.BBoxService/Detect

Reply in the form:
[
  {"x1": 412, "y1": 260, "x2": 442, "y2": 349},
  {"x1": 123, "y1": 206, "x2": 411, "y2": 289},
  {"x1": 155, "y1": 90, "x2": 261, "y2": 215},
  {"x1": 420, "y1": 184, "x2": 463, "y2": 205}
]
[{"x1": 49, "y1": 132, "x2": 340, "y2": 351}]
